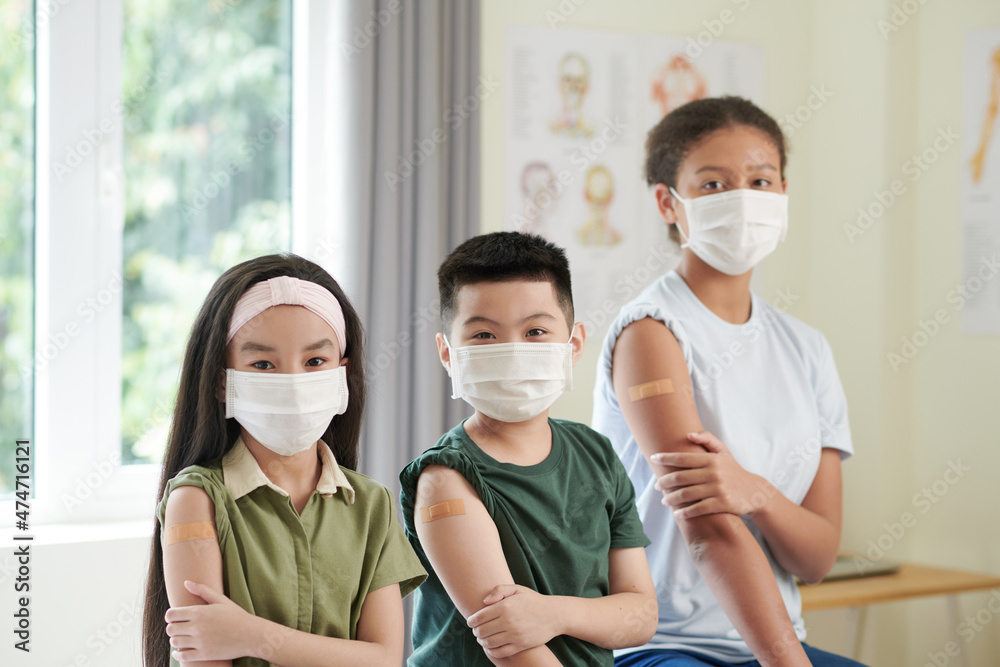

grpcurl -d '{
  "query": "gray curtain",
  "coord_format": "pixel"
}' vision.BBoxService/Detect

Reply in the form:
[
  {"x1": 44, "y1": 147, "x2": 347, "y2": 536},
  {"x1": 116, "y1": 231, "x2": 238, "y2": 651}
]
[{"x1": 332, "y1": 0, "x2": 479, "y2": 490}]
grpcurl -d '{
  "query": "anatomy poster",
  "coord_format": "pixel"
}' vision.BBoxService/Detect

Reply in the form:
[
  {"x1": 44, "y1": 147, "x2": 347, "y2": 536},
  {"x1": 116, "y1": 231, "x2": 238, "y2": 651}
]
[
  {"x1": 962, "y1": 28, "x2": 1000, "y2": 334},
  {"x1": 504, "y1": 26, "x2": 765, "y2": 334}
]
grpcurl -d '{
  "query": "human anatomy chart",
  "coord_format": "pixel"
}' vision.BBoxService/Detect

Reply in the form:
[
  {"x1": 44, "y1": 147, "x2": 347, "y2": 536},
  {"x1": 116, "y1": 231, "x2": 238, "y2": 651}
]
[
  {"x1": 505, "y1": 26, "x2": 764, "y2": 333},
  {"x1": 962, "y1": 29, "x2": 1000, "y2": 333}
]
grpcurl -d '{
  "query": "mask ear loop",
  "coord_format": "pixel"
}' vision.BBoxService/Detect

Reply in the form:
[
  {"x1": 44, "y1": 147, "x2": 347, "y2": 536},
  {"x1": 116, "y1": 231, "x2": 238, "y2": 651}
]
[
  {"x1": 441, "y1": 335, "x2": 463, "y2": 399},
  {"x1": 668, "y1": 187, "x2": 694, "y2": 248},
  {"x1": 225, "y1": 368, "x2": 237, "y2": 418},
  {"x1": 562, "y1": 324, "x2": 576, "y2": 391}
]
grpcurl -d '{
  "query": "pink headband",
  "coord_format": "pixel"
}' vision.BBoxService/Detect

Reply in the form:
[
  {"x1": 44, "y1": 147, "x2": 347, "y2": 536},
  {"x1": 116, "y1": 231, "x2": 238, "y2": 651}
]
[{"x1": 227, "y1": 276, "x2": 347, "y2": 354}]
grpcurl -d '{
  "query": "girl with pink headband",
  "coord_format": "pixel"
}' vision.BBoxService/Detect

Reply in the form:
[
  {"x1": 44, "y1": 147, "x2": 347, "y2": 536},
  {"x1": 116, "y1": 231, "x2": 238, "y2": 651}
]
[{"x1": 142, "y1": 254, "x2": 425, "y2": 667}]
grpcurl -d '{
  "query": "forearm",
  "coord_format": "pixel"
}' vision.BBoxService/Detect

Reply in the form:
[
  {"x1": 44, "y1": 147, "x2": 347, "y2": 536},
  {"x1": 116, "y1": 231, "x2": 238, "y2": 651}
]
[
  {"x1": 244, "y1": 615, "x2": 398, "y2": 667},
  {"x1": 679, "y1": 513, "x2": 809, "y2": 667},
  {"x1": 489, "y1": 645, "x2": 562, "y2": 667},
  {"x1": 752, "y1": 483, "x2": 839, "y2": 584},
  {"x1": 548, "y1": 591, "x2": 657, "y2": 649}
]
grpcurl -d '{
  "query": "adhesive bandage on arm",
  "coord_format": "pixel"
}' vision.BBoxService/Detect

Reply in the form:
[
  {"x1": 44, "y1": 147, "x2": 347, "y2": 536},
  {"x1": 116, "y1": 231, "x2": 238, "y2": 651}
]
[
  {"x1": 165, "y1": 521, "x2": 217, "y2": 545},
  {"x1": 419, "y1": 499, "x2": 466, "y2": 523},
  {"x1": 628, "y1": 378, "x2": 675, "y2": 402}
]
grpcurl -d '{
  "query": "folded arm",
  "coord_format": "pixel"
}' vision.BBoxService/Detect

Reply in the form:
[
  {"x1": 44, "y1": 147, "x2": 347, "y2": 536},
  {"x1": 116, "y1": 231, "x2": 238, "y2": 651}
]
[
  {"x1": 611, "y1": 318, "x2": 811, "y2": 667},
  {"x1": 747, "y1": 447, "x2": 842, "y2": 584},
  {"x1": 415, "y1": 464, "x2": 562, "y2": 666},
  {"x1": 164, "y1": 486, "x2": 405, "y2": 665}
]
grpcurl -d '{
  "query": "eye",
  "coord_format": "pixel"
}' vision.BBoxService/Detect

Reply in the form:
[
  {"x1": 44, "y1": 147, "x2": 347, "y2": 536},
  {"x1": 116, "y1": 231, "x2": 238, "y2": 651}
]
[
  {"x1": 472, "y1": 331, "x2": 496, "y2": 340},
  {"x1": 525, "y1": 328, "x2": 547, "y2": 337},
  {"x1": 701, "y1": 180, "x2": 726, "y2": 191},
  {"x1": 305, "y1": 357, "x2": 327, "y2": 367},
  {"x1": 251, "y1": 360, "x2": 275, "y2": 370},
  {"x1": 751, "y1": 178, "x2": 773, "y2": 188}
]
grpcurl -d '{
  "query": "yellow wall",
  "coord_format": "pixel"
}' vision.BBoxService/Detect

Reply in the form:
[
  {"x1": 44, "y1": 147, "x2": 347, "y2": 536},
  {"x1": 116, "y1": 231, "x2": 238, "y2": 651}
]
[{"x1": 480, "y1": 1, "x2": 1000, "y2": 664}]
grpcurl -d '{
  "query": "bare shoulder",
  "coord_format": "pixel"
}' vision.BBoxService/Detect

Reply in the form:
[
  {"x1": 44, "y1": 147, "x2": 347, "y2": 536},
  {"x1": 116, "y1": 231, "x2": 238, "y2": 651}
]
[
  {"x1": 415, "y1": 464, "x2": 479, "y2": 506},
  {"x1": 163, "y1": 484, "x2": 215, "y2": 524},
  {"x1": 615, "y1": 316, "x2": 683, "y2": 360}
]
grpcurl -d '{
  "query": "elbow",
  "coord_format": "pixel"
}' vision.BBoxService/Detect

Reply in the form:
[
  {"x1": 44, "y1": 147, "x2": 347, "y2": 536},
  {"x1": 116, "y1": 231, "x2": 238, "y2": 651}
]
[
  {"x1": 639, "y1": 601, "x2": 658, "y2": 644},
  {"x1": 798, "y1": 572, "x2": 825, "y2": 586},
  {"x1": 678, "y1": 513, "x2": 744, "y2": 564},
  {"x1": 798, "y1": 552, "x2": 838, "y2": 586},
  {"x1": 611, "y1": 594, "x2": 658, "y2": 649}
]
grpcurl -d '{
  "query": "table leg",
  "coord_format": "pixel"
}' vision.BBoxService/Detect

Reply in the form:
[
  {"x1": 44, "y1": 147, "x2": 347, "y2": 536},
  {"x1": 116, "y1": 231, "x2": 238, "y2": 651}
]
[
  {"x1": 946, "y1": 595, "x2": 965, "y2": 667},
  {"x1": 845, "y1": 605, "x2": 868, "y2": 659}
]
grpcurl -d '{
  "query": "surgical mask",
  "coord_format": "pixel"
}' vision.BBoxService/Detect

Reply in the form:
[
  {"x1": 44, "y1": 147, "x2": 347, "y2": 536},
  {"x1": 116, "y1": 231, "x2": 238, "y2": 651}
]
[
  {"x1": 670, "y1": 187, "x2": 788, "y2": 275},
  {"x1": 225, "y1": 366, "x2": 349, "y2": 456},
  {"x1": 444, "y1": 329, "x2": 575, "y2": 423}
]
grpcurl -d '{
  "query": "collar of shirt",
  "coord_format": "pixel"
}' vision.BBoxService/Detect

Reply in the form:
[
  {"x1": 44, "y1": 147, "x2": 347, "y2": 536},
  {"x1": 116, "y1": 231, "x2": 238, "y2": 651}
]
[{"x1": 222, "y1": 437, "x2": 356, "y2": 504}]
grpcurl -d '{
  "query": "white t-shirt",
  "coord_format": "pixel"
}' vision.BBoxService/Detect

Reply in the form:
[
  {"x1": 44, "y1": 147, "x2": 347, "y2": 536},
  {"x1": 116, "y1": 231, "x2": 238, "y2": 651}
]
[{"x1": 592, "y1": 270, "x2": 853, "y2": 662}]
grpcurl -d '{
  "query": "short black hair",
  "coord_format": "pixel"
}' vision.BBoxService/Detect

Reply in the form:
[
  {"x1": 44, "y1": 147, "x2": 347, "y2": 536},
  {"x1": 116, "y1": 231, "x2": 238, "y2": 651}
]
[
  {"x1": 438, "y1": 232, "x2": 574, "y2": 333},
  {"x1": 645, "y1": 96, "x2": 788, "y2": 243}
]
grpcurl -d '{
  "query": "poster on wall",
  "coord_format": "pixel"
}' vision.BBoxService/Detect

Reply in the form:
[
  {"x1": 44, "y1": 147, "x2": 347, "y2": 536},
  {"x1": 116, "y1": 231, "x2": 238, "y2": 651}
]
[
  {"x1": 962, "y1": 28, "x2": 1000, "y2": 334},
  {"x1": 504, "y1": 26, "x2": 765, "y2": 335}
]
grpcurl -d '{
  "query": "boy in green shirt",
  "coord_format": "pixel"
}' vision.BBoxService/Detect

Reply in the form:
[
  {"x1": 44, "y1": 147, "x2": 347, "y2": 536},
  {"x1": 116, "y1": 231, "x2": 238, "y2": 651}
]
[{"x1": 400, "y1": 232, "x2": 656, "y2": 666}]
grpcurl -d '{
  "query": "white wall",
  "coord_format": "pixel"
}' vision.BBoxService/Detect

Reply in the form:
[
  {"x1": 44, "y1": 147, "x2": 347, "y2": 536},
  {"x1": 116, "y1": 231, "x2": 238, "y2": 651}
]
[
  {"x1": 479, "y1": 1, "x2": 1000, "y2": 665},
  {"x1": 0, "y1": 525, "x2": 150, "y2": 667}
]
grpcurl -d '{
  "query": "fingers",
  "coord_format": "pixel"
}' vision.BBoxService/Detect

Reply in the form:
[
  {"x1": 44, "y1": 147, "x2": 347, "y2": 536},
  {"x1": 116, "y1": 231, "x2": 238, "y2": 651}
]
[
  {"x1": 165, "y1": 620, "x2": 190, "y2": 637},
  {"x1": 650, "y1": 451, "x2": 708, "y2": 468},
  {"x1": 171, "y1": 648, "x2": 201, "y2": 663},
  {"x1": 184, "y1": 580, "x2": 225, "y2": 604},
  {"x1": 482, "y1": 584, "x2": 519, "y2": 605},
  {"x1": 654, "y1": 468, "x2": 709, "y2": 492},
  {"x1": 169, "y1": 635, "x2": 198, "y2": 650},
  {"x1": 164, "y1": 606, "x2": 196, "y2": 624},
  {"x1": 467, "y1": 605, "x2": 501, "y2": 629},
  {"x1": 662, "y1": 483, "x2": 714, "y2": 509},
  {"x1": 686, "y1": 430, "x2": 726, "y2": 452},
  {"x1": 483, "y1": 640, "x2": 523, "y2": 658},
  {"x1": 672, "y1": 498, "x2": 724, "y2": 520},
  {"x1": 471, "y1": 618, "x2": 502, "y2": 639}
]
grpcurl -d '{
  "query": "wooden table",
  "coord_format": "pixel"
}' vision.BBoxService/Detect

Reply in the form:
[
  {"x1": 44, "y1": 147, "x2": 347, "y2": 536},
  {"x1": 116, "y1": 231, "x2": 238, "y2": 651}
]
[{"x1": 799, "y1": 563, "x2": 1000, "y2": 664}]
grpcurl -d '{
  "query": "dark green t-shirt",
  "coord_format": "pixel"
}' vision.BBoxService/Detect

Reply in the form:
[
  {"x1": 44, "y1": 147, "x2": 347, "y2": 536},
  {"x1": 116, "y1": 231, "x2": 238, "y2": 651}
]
[{"x1": 399, "y1": 418, "x2": 650, "y2": 667}]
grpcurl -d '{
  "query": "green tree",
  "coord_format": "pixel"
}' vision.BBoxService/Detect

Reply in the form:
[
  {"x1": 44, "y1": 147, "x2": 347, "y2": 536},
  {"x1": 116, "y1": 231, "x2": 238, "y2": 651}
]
[
  {"x1": 0, "y1": 0, "x2": 36, "y2": 495},
  {"x1": 120, "y1": 0, "x2": 292, "y2": 463}
]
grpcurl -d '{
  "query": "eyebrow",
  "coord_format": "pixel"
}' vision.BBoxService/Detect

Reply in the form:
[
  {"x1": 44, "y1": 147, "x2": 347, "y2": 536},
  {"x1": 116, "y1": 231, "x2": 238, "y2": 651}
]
[
  {"x1": 239, "y1": 339, "x2": 334, "y2": 353},
  {"x1": 462, "y1": 313, "x2": 558, "y2": 327},
  {"x1": 240, "y1": 341, "x2": 274, "y2": 353},
  {"x1": 695, "y1": 164, "x2": 778, "y2": 174}
]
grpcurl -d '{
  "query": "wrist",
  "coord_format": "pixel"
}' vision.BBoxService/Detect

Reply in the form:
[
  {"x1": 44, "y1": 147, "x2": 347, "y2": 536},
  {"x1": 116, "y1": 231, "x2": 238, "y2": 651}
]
[
  {"x1": 243, "y1": 613, "x2": 272, "y2": 660},
  {"x1": 542, "y1": 594, "x2": 569, "y2": 640},
  {"x1": 747, "y1": 476, "x2": 778, "y2": 518}
]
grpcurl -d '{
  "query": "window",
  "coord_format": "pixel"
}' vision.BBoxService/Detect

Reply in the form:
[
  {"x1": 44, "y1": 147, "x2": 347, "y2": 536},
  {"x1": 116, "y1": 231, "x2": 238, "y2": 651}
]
[
  {"x1": 9, "y1": 0, "x2": 334, "y2": 527},
  {"x1": 120, "y1": 0, "x2": 293, "y2": 464},
  {"x1": 0, "y1": 0, "x2": 35, "y2": 497}
]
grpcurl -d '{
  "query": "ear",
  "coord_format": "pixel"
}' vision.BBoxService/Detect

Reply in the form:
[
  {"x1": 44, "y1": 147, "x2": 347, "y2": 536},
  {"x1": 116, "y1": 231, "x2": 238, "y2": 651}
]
[
  {"x1": 781, "y1": 178, "x2": 789, "y2": 194},
  {"x1": 217, "y1": 370, "x2": 227, "y2": 403},
  {"x1": 339, "y1": 356, "x2": 349, "y2": 368},
  {"x1": 435, "y1": 333, "x2": 452, "y2": 375},
  {"x1": 569, "y1": 322, "x2": 587, "y2": 367},
  {"x1": 654, "y1": 183, "x2": 679, "y2": 224},
  {"x1": 654, "y1": 183, "x2": 687, "y2": 239}
]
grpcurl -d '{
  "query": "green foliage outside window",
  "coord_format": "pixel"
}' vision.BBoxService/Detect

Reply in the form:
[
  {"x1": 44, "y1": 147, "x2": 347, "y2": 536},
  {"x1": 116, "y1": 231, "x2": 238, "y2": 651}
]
[{"x1": 121, "y1": 0, "x2": 292, "y2": 463}]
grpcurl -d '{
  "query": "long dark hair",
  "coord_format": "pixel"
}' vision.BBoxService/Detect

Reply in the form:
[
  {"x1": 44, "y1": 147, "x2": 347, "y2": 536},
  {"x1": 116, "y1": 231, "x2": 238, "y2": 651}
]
[{"x1": 141, "y1": 253, "x2": 367, "y2": 667}]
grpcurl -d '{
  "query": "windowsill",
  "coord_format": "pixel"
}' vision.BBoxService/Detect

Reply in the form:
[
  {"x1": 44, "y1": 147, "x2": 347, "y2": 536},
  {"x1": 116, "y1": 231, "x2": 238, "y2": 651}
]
[{"x1": 0, "y1": 519, "x2": 152, "y2": 547}]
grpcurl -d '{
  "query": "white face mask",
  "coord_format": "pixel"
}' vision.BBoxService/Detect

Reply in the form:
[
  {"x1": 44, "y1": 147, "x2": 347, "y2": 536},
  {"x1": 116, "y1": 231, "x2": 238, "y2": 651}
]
[
  {"x1": 444, "y1": 329, "x2": 575, "y2": 423},
  {"x1": 670, "y1": 187, "x2": 788, "y2": 275},
  {"x1": 225, "y1": 366, "x2": 349, "y2": 456}
]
